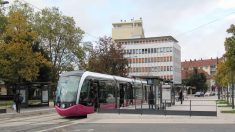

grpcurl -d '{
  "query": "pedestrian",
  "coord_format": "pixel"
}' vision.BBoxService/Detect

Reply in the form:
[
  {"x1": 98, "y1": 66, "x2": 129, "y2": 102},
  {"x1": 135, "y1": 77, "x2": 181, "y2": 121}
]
[
  {"x1": 179, "y1": 90, "x2": 183, "y2": 104},
  {"x1": 13, "y1": 93, "x2": 23, "y2": 113},
  {"x1": 148, "y1": 88, "x2": 154, "y2": 109},
  {"x1": 119, "y1": 87, "x2": 124, "y2": 107}
]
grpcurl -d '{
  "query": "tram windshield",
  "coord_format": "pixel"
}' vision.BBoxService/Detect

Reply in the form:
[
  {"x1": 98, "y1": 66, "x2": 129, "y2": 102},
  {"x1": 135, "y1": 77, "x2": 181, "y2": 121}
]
[{"x1": 56, "y1": 76, "x2": 81, "y2": 103}]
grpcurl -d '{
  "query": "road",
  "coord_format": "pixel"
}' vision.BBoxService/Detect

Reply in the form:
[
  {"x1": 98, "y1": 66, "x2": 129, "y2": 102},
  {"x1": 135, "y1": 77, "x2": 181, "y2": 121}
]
[
  {"x1": 0, "y1": 96, "x2": 235, "y2": 132},
  {"x1": 1, "y1": 113, "x2": 235, "y2": 132}
]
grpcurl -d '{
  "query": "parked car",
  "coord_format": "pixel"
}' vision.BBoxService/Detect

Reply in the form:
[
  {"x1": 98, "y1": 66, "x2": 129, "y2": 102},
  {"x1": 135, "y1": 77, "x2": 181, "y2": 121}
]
[
  {"x1": 210, "y1": 92, "x2": 216, "y2": 96},
  {"x1": 204, "y1": 92, "x2": 211, "y2": 96},
  {"x1": 194, "y1": 92, "x2": 204, "y2": 97}
]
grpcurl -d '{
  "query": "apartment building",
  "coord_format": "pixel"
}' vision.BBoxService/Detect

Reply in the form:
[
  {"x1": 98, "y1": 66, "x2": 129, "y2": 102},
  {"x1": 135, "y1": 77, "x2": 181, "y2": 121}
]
[
  {"x1": 112, "y1": 19, "x2": 181, "y2": 84},
  {"x1": 181, "y1": 58, "x2": 219, "y2": 88}
]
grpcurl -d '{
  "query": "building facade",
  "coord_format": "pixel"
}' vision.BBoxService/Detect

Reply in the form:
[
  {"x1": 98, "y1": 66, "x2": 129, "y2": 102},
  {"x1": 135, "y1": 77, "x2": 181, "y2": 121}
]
[
  {"x1": 112, "y1": 19, "x2": 145, "y2": 40},
  {"x1": 112, "y1": 19, "x2": 181, "y2": 84},
  {"x1": 181, "y1": 58, "x2": 219, "y2": 88},
  {"x1": 115, "y1": 37, "x2": 181, "y2": 84}
]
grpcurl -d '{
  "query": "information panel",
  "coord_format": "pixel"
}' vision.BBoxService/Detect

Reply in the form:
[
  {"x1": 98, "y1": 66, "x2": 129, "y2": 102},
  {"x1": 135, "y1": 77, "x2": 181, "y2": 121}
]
[{"x1": 42, "y1": 90, "x2": 48, "y2": 102}]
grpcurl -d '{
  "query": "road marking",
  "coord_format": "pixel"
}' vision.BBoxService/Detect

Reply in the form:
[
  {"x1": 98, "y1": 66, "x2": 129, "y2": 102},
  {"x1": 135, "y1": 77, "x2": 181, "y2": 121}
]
[
  {"x1": 35, "y1": 121, "x2": 80, "y2": 132},
  {"x1": 75, "y1": 129, "x2": 94, "y2": 132}
]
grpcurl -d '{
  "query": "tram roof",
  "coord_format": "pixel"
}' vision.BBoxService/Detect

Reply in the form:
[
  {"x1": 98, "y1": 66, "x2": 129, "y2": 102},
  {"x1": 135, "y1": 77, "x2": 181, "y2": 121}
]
[
  {"x1": 60, "y1": 70, "x2": 85, "y2": 77},
  {"x1": 60, "y1": 70, "x2": 145, "y2": 83}
]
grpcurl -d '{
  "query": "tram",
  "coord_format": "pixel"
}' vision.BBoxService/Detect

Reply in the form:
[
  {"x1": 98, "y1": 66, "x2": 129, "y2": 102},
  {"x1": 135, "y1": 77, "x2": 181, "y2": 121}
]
[{"x1": 55, "y1": 70, "x2": 147, "y2": 117}]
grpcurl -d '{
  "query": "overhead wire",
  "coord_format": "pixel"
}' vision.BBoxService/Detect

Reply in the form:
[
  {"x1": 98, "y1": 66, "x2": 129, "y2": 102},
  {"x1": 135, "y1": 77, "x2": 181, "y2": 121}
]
[
  {"x1": 176, "y1": 11, "x2": 235, "y2": 37},
  {"x1": 20, "y1": 0, "x2": 235, "y2": 39}
]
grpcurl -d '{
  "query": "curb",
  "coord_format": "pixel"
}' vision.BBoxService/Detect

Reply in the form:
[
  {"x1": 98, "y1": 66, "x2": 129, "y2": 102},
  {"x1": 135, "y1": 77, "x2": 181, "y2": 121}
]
[{"x1": 0, "y1": 108, "x2": 55, "y2": 118}]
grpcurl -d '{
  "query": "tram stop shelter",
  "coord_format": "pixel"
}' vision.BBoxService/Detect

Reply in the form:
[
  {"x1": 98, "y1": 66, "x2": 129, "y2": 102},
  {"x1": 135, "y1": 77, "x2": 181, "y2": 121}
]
[
  {"x1": 6, "y1": 82, "x2": 51, "y2": 107},
  {"x1": 144, "y1": 77, "x2": 175, "y2": 109}
]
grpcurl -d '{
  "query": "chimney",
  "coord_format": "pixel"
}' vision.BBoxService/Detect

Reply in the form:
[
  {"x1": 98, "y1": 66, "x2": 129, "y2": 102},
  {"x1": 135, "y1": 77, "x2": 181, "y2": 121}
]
[
  {"x1": 194, "y1": 59, "x2": 196, "y2": 61},
  {"x1": 190, "y1": 59, "x2": 192, "y2": 62},
  {"x1": 121, "y1": 20, "x2": 122, "y2": 22},
  {"x1": 185, "y1": 60, "x2": 187, "y2": 62},
  {"x1": 211, "y1": 57, "x2": 212, "y2": 60},
  {"x1": 201, "y1": 58, "x2": 202, "y2": 60}
]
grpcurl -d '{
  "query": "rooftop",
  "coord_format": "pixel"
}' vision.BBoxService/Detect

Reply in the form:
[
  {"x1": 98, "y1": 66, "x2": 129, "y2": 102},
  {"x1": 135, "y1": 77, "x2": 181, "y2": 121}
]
[
  {"x1": 181, "y1": 58, "x2": 221, "y2": 68},
  {"x1": 115, "y1": 36, "x2": 178, "y2": 43}
]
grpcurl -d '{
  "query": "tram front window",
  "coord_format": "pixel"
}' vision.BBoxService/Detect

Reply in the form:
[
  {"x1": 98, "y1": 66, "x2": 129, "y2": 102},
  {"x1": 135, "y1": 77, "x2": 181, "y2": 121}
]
[{"x1": 56, "y1": 76, "x2": 81, "y2": 108}]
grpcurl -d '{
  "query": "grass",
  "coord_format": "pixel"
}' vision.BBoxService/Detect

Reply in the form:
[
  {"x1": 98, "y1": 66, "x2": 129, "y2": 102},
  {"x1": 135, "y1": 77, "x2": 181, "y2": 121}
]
[
  {"x1": 221, "y1": 109, "x2": 235, "y2": 113},
  {"x1": 216, "y1": 100, "x2": 228, "y2": 104},
  {"x1": 0, "y1": 101, "x2": 13, "y2": 109},
  {"x1": 218, "y1": 104, "x2": 232, "y2": 107}
]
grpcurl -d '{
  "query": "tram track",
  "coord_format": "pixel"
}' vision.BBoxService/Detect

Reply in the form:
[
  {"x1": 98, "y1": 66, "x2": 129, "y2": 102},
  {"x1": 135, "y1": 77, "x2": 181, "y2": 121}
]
[
  {"x1": 0, "y1": 112, "x2": 90, "y2": 132},
  {"x1": 0, "y1": 113, "x2": 58, "y2": 125},
  {"x1": 14, "y1": 116, "x2": 89, "y2": 132}
]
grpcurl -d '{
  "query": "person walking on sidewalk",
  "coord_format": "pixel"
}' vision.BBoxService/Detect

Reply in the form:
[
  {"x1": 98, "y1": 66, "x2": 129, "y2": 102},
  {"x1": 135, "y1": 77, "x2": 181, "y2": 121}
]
[
  {"x1": 14, "y1": 93, "x2": 23, "y2": 113},
  {"x1": 179, "y1": 90, "x2": 183, "y2": 104},
  {"x1": 148, "y1": 88, "x2": 154, "y2": 109}
]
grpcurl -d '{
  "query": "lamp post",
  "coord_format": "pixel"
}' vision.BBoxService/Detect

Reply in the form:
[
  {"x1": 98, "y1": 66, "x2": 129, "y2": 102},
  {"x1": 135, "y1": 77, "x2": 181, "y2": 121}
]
[{"x1": 231, "y1": 69, "x2": 234, "y2": 109}]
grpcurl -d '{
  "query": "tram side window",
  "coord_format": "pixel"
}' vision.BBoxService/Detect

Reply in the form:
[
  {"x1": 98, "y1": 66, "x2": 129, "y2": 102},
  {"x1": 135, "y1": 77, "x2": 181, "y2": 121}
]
[
  {"x1": 99, "y1": 80, "x2": 115, "y2": 104},
  {"x1": 79, "y1": 79, "x2": 90, "y2": 106}
]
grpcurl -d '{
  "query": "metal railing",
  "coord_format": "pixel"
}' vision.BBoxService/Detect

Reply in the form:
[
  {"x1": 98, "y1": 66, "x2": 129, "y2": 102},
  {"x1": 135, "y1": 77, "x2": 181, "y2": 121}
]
[{"x1": 98, "y1": 98, "x2": 218, "y2": 116}]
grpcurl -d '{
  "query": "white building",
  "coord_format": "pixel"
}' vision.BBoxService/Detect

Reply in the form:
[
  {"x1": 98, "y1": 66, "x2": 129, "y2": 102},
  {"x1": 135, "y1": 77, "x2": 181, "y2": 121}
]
[
  {"x1": 112, "y1": 19, "x2": 181, "y2": 84},
  {"x1": 115, "y1": 36, "x2": 181, "y2": 84}
]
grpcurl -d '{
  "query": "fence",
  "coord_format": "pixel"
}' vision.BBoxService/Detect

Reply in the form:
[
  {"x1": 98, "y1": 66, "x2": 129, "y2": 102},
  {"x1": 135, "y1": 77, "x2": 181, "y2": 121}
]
[{"x1": 98, "y1": 98, "x2": 217, "y2": 116}]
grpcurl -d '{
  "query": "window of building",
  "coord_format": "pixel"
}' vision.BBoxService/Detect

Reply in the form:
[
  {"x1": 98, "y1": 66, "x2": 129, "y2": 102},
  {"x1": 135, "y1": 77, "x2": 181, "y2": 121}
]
[
  {"x1": 154, "y1": 48, "x2": 156, "y2": 53},
  {"x1": 169, "y1": 56, "x2": 172, "y2": 61},
  {"x1": 148, "y1": 48, "x2": 150, "y2": 53},
  {"x1": 169, "y1": 47, "x2": 172, "y2": 52},
  {"x1": 145, "y1": 49, "x2": 148, "y2": 54},
  {"x1": 157, "y1": 48, "x2": 159, "y2": 53},
  {"x1": 148, "y1": 58, "x2": 151, "y2": 63},
  {"x1": 151, "y1": 48, "x2": 153, "y2": 53}
]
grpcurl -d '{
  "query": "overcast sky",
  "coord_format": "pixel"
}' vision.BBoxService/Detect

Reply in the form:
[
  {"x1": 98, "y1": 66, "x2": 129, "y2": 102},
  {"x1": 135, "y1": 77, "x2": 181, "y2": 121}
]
[{"x1": 7, "y1": 0, "x2": 235, "y2": 61}]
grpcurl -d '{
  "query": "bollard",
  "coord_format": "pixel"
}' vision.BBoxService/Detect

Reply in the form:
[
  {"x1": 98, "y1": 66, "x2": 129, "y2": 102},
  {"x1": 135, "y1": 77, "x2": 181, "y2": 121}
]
[
  {"x1": 141, "y1": 100, "x2": 143, "y2": 115},
  {"x1": 190, "y1": 100, "x2": 191, "y2": 117},
  {"x1": 216, "y1": 100, "x2": 217, "y2": 117},
  {"x1": 164, "y1": 100, "x2": 167, "y2": 116}
]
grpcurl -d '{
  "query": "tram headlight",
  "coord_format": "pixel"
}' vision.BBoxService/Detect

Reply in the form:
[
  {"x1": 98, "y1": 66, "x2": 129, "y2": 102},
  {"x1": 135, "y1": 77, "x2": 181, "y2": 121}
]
[{"x1": 61, "y1": 104, "x2": 65, "y2": 108}]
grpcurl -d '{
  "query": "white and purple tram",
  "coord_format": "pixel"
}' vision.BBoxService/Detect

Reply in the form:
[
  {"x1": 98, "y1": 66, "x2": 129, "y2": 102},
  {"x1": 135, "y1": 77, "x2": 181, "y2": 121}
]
[{"x1": 55, "y1": 71, "x2": 147, "y2": 117}]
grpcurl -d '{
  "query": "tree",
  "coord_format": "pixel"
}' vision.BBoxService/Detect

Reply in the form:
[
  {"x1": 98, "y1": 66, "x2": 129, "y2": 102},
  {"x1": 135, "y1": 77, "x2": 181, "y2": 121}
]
[
  {"x1": 186, "y1": 69, "x2": 208, "y2": 92},
  {"x1": 34, "y1": 7, "x2": 84, "y2": 82},
  {"x1": 215, "y1": 60, "x2": 229, "y2": 87},
  {"x1": 0, "y1": 11, "x2": 51, "y2": 83},
  {"x1": 85, "y1": 36, "x2": 128, "y2": 77},
  {"x1": 224, "y1": 24, "x2": 235, "y2": 74}
]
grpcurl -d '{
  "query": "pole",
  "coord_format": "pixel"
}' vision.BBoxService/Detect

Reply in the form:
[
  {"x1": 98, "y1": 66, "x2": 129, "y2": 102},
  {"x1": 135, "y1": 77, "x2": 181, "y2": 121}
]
[
  {"x1": 231, "y1": 70, "x2": 234, "y2": 109},
  {"x1": 217, "y1": 57, "x2": 220, "y2": 100}
]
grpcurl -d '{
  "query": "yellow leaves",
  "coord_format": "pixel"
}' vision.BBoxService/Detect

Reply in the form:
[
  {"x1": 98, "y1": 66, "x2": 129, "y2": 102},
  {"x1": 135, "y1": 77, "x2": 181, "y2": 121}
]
[
  {"x1": 5, "y1": 11, "x2": 37, "y2": 43},
  {"x1": 0, "y1": 11, "x2": 51, "y2": 83},
  {"x1": 216, "y1": 61, "x2": 229, "y2": 87},
  {"x1": 0, "y1": 42, "x2": 52, "y2": 82}
]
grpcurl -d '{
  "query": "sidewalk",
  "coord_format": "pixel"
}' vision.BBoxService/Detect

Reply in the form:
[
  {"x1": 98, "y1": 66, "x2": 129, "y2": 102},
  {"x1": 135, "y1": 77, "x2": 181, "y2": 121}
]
[{"x1": 0, "y1": 102, "x2": 55, "y2": 118}]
